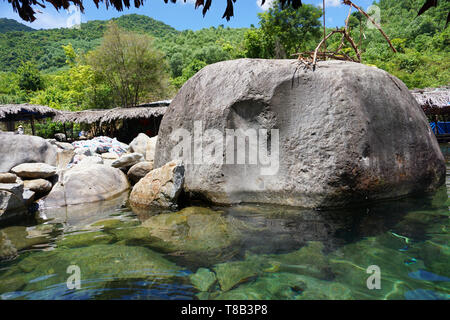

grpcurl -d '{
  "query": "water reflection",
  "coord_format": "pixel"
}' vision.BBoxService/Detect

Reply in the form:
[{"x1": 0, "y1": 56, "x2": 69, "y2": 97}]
[{"x1": 0, "y1": 147, "x2": 448, "y2": 300}]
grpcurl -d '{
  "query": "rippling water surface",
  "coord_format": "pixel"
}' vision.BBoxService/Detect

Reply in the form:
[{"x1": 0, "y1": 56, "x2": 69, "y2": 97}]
[{"x1": 0, "y1": 146, "x2": 449, "y2": 300}]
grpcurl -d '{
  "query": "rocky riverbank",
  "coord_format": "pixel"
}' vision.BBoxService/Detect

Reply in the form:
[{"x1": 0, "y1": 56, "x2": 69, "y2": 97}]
[
  {"x1": 0, "y1": 132, "x2": 176, "y2": 223},
  {"x1": 1, "y1": 60, "x2": 447, "y2": 224}
]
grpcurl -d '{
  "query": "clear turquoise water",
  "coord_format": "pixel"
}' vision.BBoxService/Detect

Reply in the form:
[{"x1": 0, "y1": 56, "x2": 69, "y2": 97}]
[{"x1": 0, "y1": 147, "x2": 449, "y2": 300}]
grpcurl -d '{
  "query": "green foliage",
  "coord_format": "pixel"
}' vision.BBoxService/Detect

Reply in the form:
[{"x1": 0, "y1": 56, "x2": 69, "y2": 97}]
[
  {"x1": 0, "y1": 18, "x2": 34, "y2": 33},
  {"x1": 34, "y1": 118, "x2": 66, "y2": 139},
  {"x1": 325, "y1": 0, "x2": 449, "y2": 89},
  {"x1": 86, "y1": 22, "x2": 171, "y2": 107},
  {"x1": 252, "y1": 1, "x2": 323, "y2": 58},
  {"x1": 171, "y1": 59, "x2": 207, "y2": 89},
  {"x1": 0, "y1": 71, "x2": 27, "y2": 104},
  {"x1": 0, "y1": 0, "x2": 448, "y2": 108},
  {"x1": 17, "y1": 61, "x2": 44, "y2": 92}
]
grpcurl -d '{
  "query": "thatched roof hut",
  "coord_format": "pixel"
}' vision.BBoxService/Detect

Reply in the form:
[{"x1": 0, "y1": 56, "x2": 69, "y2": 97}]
[
  {"x1": 0, "y1": 104, "x2": 59, "y2": 134},
  {"x1": 410, "y1": 87, "x2": 450, "y2": 115},
  {"x1": 0, "y1": 104, "x2": 58, "y2": 121},
  {"x1": 54, "y1": 109, "x2": 106, "y2": 124},
  {"x1": 53, "y1": 101, "x2": 170, "y2": 124}
]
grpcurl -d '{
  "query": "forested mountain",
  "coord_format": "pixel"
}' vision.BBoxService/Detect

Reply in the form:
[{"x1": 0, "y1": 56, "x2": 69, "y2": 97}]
[
  {"x1": 0, "y1": 14, "x2": 180, "y2": 73},
  {"x1": 0, "y1": 0, "x2": 447, "y2": 109},
  {"x1": 0, "y1": 14, "x2": 246, "y2": 75},
  {"x1": 0, "y1": 18, "x2": 34, "y2": 33}
]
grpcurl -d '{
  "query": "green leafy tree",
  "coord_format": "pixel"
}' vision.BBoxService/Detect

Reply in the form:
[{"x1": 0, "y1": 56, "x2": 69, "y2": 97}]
[
  {"x1": 247, "y1": 1, "x2": 322, "y2": 58},
  {"x1": 171, "y1": 59, "x2": 207, "y2": 89},
  {"x1": 17, "y1": 61, "x2": 43, "y2": 92},
  {"x1": 86, "y1": 22, "x2": 171, "y2": 107}
]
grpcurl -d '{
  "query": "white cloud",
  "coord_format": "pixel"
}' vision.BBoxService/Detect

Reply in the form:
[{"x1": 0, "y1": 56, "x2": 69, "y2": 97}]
[
  {"x1": 318, "y1": 0, "x2": 342, "y2": 8},
  {"x1": 257, "y1": 0, "x2": 275, "y2": 11}
]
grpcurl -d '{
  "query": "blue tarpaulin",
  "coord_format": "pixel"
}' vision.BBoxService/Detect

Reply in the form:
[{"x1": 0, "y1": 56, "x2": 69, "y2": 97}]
[{"x1": 430, "y1": 122, "x2": 450, "y2": 134}]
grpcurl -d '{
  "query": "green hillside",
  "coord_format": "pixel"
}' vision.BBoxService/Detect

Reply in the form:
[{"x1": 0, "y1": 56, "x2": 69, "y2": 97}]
[
  {"x1": 0, "y1": 18, "x2": 34, "y2": 33},
  {"x1": 0, "y1": 14, "x2": 183, "y2": 73},
  {"x1": 0, "y1": 0, "x2": 447, "y2": 109},
  {"x1": 0, "y1": 14, "x2": 246, "y2": 75}
]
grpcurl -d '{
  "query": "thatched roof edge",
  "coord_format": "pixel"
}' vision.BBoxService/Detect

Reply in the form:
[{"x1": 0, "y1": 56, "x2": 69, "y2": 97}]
[
  {"x1": 0, "y1": 104, "x2": 59, "y2": 119},
  {"x1": 410, "y1": 87, "x2": 450, "y2": 109}
]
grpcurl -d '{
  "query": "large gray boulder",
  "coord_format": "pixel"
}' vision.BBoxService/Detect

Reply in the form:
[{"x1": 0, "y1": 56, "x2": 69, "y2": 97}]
[
  {"x1": 0, "y1": 133, "x2": 58, "y2": 172},
  {"x1": 155, "y1": 59, "x2": 445, "y2": 208},
  {"x1": 41, "y1": 164, "x2": 130, "y2": 208}
]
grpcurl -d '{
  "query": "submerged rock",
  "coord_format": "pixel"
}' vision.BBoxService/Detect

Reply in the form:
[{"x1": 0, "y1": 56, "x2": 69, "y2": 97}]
[
  {"x1": 57, "y1": 230, "x2": 114, "y2": 248},
  {"x1": 189, "y1": 268, "x2": 217, "y2": 292},
  {"x1": 213, "y1": 257, "x2": 267, "y2": 292},
  {"x1": 38, "y1": 191, "x2": 129, "y2": 229},
  {"x1": 0, "y1": 133, "x2": 58, "y2": 172},
  {"x1": 140, "y1": 206, "x2": 241, "y2": 257},
  {"x1": 212, "y1": 272, "x2": 352, "y2": 300},
  {"x1": 11, "y1": 163, "x2": 57, "y2": 179},
  {"x1": 265, "y1": 241, "x2": 331, "y2": 280},
  {"x1": 41, "y1": 164, "x2": 129, "y2": 208},
  {"x1": 0, "y1": 231, "x2": 18, "y2": 261},
  {"x1": 0, "y1": 244, "x2": 183, "y2": 296},
  {"x1": 129, "y1": 160, "x2": 184, "y2": 209},
  {"x1": 155, "y1": 59, "x2": 445, "y2": 208}
]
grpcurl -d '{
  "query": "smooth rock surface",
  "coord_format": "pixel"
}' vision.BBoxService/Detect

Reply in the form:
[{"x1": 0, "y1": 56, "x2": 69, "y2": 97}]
[
  {"x1": 129, "y1": 133, "x2": 157, "y2": 161},
  {"x1": 22, "y1": 189, "x2": 35, "y2": 205},
  {"x1": 54, "y1": 141, "x2": 74, "y2": 150},
  {"x1": 23, "y1": 179, "x2": 53, "y2": 194},
  {"x1": 101, "y1": 152, "x2": 119, "y2": 160},
  {"x1": 129, "y1": 133, "x2": 150, "y2": 156},
  {"x1": 111, "y1": 153, "x2": 144, "y2": 169},
  {"x1": 129, "y1": 160, "x2": 184, "y2": 209},
  {"x1": 76, "y1": 155, "x2": 103, "y2": 167},
  {"x1": 56, "y1": 149, "x2": 75, "y2": 169},
  {"x1": 0, "y1": 173, "x2": 17, "y2": 184},
  {"x1": 145, "y1": 136, "x2": 158, "y2": 162},
  {"x1": 0, "y1": 133, "x2": 58, "y2": 172},
  {"x1": 140, "y1": 206, "x2": 241, "y2": 255},
  {"x1": 41, "y1": 164, "x2": 130, "y2": 208},
  {"x1": 155, "y1": 59, "x2": 445, "y2": 208},
  {"x1": 127, "y1": 161, "x2": 154, "y2": 184},
  {"x1": 11, "y1": 163, "x2": 57, "y2": 179},
  {"x1": 0, "y1": 183, "x2": 25, "y2": 216}
]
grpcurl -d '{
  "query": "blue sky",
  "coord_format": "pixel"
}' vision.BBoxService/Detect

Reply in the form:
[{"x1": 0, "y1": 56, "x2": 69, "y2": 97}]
[{"x1": 0, "y1": 0, "x2": 375, "y2": 31}]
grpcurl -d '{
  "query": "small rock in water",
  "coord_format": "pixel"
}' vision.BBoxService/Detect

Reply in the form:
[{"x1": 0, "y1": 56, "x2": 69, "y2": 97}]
[{"x1": 189, "y1": 268, "x2": 217, "y2": 292}]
